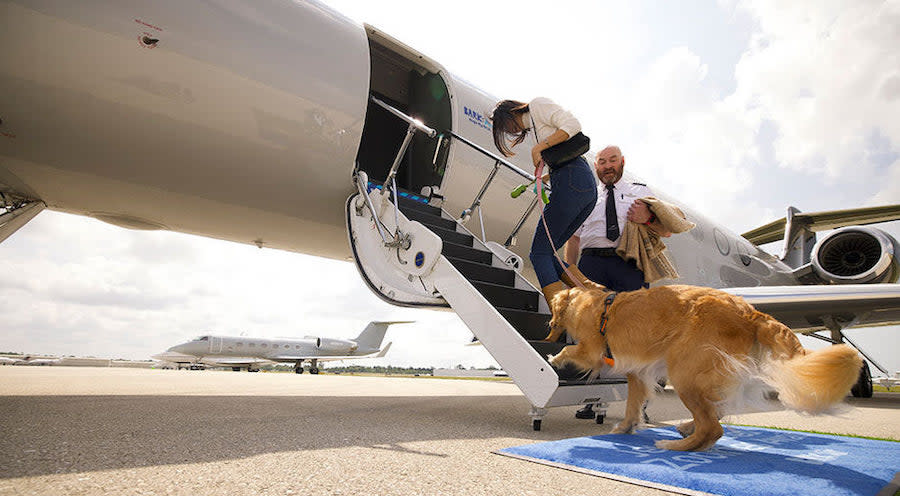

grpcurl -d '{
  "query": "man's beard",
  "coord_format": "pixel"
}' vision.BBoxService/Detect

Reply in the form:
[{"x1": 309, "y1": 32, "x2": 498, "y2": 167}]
[{"x1": 599, "y1": 169, "x2": 622, "y2": 185}]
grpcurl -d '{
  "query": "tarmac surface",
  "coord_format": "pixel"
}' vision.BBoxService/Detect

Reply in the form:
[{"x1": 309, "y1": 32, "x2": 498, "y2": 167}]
[{"x1": 0, "y1": 367, "x2": 897, "y2": 495}]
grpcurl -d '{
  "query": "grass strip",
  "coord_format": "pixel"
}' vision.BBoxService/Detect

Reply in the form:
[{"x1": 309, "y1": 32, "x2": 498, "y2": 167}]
[{"x1": 724, "y1": 423, "x2": 899, "y2": 443}]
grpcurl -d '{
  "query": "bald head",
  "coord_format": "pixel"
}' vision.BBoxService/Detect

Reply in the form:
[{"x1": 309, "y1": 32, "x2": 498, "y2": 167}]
[{"x1": 594, "y1": 145, "x2": 625, "y2": 185}]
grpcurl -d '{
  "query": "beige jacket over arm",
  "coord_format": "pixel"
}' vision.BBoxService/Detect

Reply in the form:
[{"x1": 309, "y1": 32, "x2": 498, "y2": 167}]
[{"x1": 615, "y1": 197, "x2": 696, "y2": 284}]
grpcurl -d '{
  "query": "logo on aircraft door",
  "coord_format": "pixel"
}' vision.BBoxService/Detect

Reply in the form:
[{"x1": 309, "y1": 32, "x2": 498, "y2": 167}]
[{"x1": 464, "y1": 107, "x2": 492, "y2": 131}]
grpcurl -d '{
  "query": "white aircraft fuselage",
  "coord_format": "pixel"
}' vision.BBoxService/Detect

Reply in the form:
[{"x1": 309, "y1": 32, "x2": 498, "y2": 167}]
[
  {"x1": 170, "y1": 335, "x2": 366, "y2": 360},
  {"x1": 1, "y1": 0, "x2": 805, "y2": 288}
]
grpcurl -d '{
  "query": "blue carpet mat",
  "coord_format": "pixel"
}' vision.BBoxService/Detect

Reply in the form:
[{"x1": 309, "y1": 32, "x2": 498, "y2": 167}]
[{"x1": 497, "y1": 425, "x2": 900, "y2": 496}]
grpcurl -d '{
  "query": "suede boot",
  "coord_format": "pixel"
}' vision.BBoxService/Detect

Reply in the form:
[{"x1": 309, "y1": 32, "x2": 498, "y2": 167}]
[{"x1": 541, "y1": 281, "x2": 568, "y2": 306}]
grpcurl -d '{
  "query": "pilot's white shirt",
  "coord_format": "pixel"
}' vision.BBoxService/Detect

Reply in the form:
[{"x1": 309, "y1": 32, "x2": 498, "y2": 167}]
[{"x1": 574, "y1": 179, "x2": 653, "y2": 249}]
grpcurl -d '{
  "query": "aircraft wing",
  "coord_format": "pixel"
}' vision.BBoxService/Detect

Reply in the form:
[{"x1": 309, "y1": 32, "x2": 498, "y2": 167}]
[
  {"x1": 742, "y1": 205, "x2": 900, "y2": 245},
  {"x1": 269, "y1": 342, "x2": 392, "y2": 362},
  {"x1": 723, "y1": 284, "x2": 900, "y2": 333}
]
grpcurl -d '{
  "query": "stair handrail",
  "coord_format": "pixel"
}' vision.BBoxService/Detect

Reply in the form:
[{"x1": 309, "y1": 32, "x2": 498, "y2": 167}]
[
  {"x1": 366, "y1": 97, "x2": 548, "y2": 248},
  {"x1": 370, "y1": 96, "x2": 437, "y2": 139},
  {"x1": 353, "y1": 170, "x2": 391, "y2": 245},
  {"x1": 368, "y1": 96, "x2": 436, "y2": 248},
  {"x1": 444, "y1": 131, "x2": 550, "y2": 245}
]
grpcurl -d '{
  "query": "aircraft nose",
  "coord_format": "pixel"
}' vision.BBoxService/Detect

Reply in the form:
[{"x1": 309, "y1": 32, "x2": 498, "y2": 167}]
[{"x1": 168, "y1": 342, "x2": 189, "y2": 353}]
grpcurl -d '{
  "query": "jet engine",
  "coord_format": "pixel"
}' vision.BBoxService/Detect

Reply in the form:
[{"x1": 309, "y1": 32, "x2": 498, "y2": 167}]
[
  {"x1": 810, "y1": 226, "x2": 899, "y2": 284},
  {"x1": 315, "y1": 338, "x2": 357, "y2": 354}
]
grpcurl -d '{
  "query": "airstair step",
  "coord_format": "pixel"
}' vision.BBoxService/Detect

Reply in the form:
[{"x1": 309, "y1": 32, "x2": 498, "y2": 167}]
[
  {"x1": 428, "y1": 224, "x2": 474, "y2": 247},
  {"x1": 365, "y1": 181, "x2": 443, "y2": 217},
  {"x1": 447, "y1": 257, "x2": 515, "y2": 286},
  {"x1": 395, "y1": 193, "x2": 442, "y2": 217},
  {"x1": 401, "y1": 206, "x2": 457, "y2": 231},
  {"x1": 527, "y1": 341, "x2": 590, "y2": 383},
  {"x1": 528, "y1": 341, "x2": 629, "y2": 386},
  {"x1": 496, "y1": 307, "x2": 554, "y2": 341},
  {"x1": 471, "y1": 281, "x2": 539, "y2": 312},
  {"x1": 442, "y1": 241, "x2": 492, "y2": 265}
]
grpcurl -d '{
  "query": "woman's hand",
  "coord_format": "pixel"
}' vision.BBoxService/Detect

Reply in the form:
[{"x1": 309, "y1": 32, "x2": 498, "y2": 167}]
[{"x1": 531, "y1": 144, "x2": 545, "y2": 167}]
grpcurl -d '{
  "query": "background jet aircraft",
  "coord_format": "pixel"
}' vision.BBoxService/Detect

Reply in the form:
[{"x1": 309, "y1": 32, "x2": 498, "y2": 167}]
[{"x1": 160, "y1": 321, "x2": 407, "y2": 373}]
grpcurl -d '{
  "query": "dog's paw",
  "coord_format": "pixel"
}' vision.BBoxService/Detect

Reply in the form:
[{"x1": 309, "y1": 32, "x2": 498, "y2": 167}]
[
  {"x1": 610, "y1": 421, "x2": 636, "y2": 434},
  {"x1": 655, "y1": 439, "x2": 682, "y2": 451},
  {"x1": 548, "y1": 353, "x2": 564, "y2": 368},
  {"x1": 676, "y1": 421, "x2": 695, "y2": 438}
]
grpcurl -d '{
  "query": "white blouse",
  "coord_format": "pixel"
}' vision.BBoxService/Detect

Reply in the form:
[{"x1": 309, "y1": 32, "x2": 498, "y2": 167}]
[{"x1": 523, "y1": 97, "x2": 582, "y2": 143}]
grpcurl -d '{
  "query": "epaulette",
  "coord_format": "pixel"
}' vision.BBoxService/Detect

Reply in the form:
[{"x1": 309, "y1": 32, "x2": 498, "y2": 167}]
[{"x1": 632, "y1": 182, "x2": 646, "y2": 186}]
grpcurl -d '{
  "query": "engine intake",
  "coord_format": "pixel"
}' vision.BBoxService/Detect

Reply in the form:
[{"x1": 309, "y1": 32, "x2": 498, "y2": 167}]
[{"x1": 811, "y1": 226, "x2": 899, "y2": 284}]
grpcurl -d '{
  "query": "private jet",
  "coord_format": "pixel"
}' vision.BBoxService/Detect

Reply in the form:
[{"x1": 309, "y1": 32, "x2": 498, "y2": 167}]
[
  {"x1": 1, "y1": 0, "x2": 898, "y2": 428},
  {"x1": 157, "y1": 321, "x2": 405, "y2": 373}
]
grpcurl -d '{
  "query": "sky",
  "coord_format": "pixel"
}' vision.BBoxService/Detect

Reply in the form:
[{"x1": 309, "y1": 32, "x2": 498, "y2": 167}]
[{"x1": 2, "y1": 0, "x2": 899, "y2": 373}]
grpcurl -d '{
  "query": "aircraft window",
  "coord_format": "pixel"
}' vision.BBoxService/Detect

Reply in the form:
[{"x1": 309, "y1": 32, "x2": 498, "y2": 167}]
[
  {"x1": 249, "y1": 343, "x2": 256, "y2": 348},
  {"x1": 198, "y1": 336, "x2": 209, "y2": 341},
  {"x1": 295, "y1": 345, "x2": 301, "y2": 349},
  {"x1": 713, "y1": 228, "x2": 731, "y2": 256},
  {"x1": 261, "y1": 343, "x2": 268, "y2": 348},
  {"x1": 236, "y1": 342, "x2": 243, "y2": 347}
]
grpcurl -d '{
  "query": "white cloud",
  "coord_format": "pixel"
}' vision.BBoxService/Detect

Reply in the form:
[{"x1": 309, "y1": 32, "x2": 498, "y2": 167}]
[{"x1": 733, "y1": 0, "x2": 900, "y2": 180}]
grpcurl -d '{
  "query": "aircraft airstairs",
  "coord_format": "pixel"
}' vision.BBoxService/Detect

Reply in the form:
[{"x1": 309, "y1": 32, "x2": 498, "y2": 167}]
[{"x1": 347, "y1": 98, "x2": 627, "y2": 431}]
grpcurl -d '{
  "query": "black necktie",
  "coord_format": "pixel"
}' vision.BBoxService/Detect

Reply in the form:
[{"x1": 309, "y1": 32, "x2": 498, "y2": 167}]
[{"x1": 605, "y1": 184, "x2": 619, "y2": 242}]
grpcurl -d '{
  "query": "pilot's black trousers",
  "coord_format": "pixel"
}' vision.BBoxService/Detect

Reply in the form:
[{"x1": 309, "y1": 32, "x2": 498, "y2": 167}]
[{"x1": 578, "y1": 253, "x2": 648, "y2": 292}]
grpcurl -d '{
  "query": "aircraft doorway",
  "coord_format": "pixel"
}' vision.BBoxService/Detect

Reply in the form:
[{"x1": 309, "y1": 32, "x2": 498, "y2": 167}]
[
  {"x1": 355, "y1": 34, "x2": 451, "y2": 197},
  {"x1": 209, "y1": 336, "x2": 223, "y2": 354}
]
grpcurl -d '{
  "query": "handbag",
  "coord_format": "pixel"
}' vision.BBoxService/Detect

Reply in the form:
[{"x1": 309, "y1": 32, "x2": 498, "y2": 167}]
[{"x1": 531, "y1": 115, "x2": 590, "y2": 168}]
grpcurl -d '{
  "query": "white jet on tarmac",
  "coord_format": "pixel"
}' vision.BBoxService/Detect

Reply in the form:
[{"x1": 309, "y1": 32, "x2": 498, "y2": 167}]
[{"x1": 155, "y1": 321, "x2": 409, "y2": 373}]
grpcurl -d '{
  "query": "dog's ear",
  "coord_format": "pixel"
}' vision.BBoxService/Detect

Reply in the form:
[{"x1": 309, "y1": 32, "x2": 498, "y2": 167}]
[{"x1": 550, "y1": 288, "x2": 572, "y2": 320}]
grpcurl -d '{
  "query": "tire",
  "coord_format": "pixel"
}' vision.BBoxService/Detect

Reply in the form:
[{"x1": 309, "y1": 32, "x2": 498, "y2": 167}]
[{"x1": 851, "y1": 361, "x2": 873, "y2": 398}]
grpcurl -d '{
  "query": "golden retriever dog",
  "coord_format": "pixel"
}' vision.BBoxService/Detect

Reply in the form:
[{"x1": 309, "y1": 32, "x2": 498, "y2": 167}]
[{"x1": 546, "y1": 285, "x2": 862, "y2": 451}]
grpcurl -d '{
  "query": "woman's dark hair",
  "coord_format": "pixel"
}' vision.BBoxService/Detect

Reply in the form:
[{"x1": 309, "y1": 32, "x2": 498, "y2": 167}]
[{"x1": 491, "y1": 100, "x2": 530, "y2": 157}]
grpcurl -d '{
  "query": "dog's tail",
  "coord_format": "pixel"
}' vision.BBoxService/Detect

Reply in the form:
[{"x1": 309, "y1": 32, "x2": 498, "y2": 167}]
[{"x1": 755, "y1": 316, "x2": 862, "y2": 414}]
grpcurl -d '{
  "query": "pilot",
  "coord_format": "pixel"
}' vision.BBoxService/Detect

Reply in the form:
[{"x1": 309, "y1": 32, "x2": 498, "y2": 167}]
[
  {"x1": 564, "y1": 145, "x2": 670, "y2": 420},
  {"x1": 565, "y1": 145, "x2": 670, "y2": 292},
  {"x1": 490, "y1": 98, "x2": 601, "y2": 305}
]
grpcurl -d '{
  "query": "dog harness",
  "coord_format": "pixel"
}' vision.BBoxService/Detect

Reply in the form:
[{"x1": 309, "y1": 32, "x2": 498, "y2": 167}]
[{"x1": 598, "y1": 292, "x2": 617, "y2": 367}]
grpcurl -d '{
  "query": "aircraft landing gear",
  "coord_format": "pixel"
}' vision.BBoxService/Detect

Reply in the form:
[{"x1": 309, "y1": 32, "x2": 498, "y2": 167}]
[
  {"x1": 820, "y1": 317, "x2": 880, "y2": 400},
  {"x1": 310, "y1": 368, "x2": 319, "y2": 374},
  {"x1": 295, "y1": 366, "x2": 304, "y2": 374},
  {"x1": 851, "y1": 361, "x2": 873, "y2": 398}
]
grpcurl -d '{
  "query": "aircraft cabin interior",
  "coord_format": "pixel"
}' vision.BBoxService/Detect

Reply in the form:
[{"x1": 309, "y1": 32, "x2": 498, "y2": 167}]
[{"x1": 355, "y1": 37, "x2": 452, "y2": 198}]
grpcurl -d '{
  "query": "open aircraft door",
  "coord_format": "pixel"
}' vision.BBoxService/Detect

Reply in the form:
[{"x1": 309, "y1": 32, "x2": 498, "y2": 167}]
[{"x1": 209, "y1": 337, "x2": 223, "y2": 354}]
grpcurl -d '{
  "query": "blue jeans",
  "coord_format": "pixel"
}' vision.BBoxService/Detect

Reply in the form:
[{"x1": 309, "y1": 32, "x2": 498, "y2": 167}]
[{"x1": 530, "y1": 156, "x2": 598, "y2": 287}]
